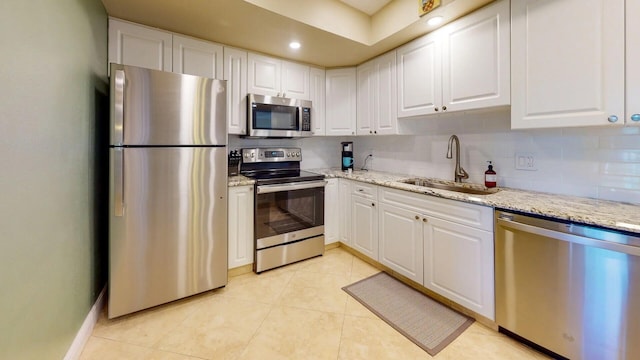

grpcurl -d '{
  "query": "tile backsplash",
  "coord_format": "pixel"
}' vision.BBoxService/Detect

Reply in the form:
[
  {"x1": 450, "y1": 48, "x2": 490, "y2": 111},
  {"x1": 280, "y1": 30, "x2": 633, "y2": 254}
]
[{"x1": 230, "y1": 111, "x2": 640, "y2": 205}]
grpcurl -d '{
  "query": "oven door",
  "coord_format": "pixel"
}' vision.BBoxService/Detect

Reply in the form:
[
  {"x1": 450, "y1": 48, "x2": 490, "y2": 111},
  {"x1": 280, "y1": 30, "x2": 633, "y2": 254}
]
[{"x1": 255, "y1": 180, "x2": 326, "y2": 250}]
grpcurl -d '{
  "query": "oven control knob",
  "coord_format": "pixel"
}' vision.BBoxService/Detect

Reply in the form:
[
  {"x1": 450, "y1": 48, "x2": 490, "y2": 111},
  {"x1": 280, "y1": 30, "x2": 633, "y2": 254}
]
[{"x1": 296, "y1": 152, "x2": 300, "y2": 157}]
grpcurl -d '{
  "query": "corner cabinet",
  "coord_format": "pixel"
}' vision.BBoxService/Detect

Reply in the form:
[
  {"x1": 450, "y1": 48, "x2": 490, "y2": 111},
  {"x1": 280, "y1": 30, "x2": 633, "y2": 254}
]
[
  {"x1": 397, "y1": 0, "x2": 509, "y2": 117},
  {"x1": 224, "y1": 47, "x2": 248, "y2": 135},
  {"x1": 357, "y1": 51, "x2": 398, "y2": 135},
  {"x1": 228, "y1": 185, "x2": 254, "y2": 269},
  {"x1": 108, "y1": 18, "x2": 172, "y2": 72},
  {"x1": 310, "y1": 67, "x2": 326, "y2": 136},
  {"x1": 325, "y1": 68, "x2": 357, "y2": 136},
  {"x1": 511, "y1": 0, "x2": 627, "y2": 128}
]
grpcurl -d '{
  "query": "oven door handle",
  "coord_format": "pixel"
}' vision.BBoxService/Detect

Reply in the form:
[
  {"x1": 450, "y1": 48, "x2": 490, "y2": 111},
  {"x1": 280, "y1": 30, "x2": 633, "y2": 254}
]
[{"x1": 256, "y1": 180, "x2": 327, "y2": 194}]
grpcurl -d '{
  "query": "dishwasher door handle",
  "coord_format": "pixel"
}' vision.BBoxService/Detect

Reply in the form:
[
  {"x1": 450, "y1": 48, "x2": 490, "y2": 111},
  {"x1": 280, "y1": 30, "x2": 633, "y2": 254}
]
[{"x1": 497, "y1": 217, "x2": 640, "y2": 256}]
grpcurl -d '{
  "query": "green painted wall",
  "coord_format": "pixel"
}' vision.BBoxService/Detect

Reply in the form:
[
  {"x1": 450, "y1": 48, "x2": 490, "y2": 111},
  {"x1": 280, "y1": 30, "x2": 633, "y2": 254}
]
[{"x1": 0, "y1": 0, "x2": 108, "y2": 358}]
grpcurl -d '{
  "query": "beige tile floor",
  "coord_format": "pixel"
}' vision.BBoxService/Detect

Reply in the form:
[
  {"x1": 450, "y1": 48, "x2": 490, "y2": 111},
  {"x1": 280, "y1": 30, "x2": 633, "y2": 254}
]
[{"x1": 80, "y1": 247, "x2": 550, "y2": 360}]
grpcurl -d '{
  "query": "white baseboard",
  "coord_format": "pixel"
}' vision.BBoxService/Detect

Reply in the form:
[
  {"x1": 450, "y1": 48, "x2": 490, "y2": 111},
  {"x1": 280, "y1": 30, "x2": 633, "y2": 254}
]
[{"x1": 64, "y1": 287, "x2": 106, "y2": 360}]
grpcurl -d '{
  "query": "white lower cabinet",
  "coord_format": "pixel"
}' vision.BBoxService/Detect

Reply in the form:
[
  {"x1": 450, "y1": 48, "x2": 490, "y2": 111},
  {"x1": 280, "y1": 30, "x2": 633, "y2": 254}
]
[
  {"x1": 344, "y1": 183, "x2": 495, "y2": 320},
  {"x1": 424, "y1": 216, "x2": 494, "y2": 320},
  {"x1": 351, "y1": 191, "x2": 378, "y2": 260},
  {"x1": 228, "y1": 185, "x2": 254, "y2": 269},
  {"x1": 324, "y1": 178, "x2": 339, "y2": 244},
  {"x1": 378, "y1": 202, "x2": 424, "y2": 283},
  {"x1": 338, "y1": 179, "x2": 352, "y2": 245}
]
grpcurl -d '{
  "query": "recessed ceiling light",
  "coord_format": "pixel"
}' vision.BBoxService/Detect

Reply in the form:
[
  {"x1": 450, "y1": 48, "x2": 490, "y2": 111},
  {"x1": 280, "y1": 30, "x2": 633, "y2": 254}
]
[
  {"x1": 289, "y1": 41, "x2": 301, "y2": 49},
  {"x1": 427, "y1": 16, "x2": 443, "y2": 26}
]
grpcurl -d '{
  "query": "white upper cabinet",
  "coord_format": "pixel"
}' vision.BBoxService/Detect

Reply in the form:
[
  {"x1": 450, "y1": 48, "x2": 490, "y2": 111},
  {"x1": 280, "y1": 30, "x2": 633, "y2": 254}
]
[
  {"x1": 325, "y1": 68, "x2": 357, "y2": 136},
  {"x1": 626, "y1": 0, "x2": 640, "y2": 126},
  {"x1": 224, "y1": 47, "x2": 248, "y2": 135},
  {"x1": 108, "y1": 18, "x2": 172, "y2": 72},
  {"x1": 247, "y1": 53, "x2": 310, "y2": 100},
  {"x1": 397, "y1": 0, "x2": 509, "y2": 118},
  {"x1": 441, "y1": 0, "x2": 510, "y2": 113},
  {"x1": 309, "y1": 67, "x2": 326, "y2": 135},
  {"x1": 172, "y1": 35, "x2": 223, "y2": 79},
  {"x1": 511, "y1": 0, "x2": 625, "y2": 128},
  {"x1": 397, "y1": 31, "x2": 441, "y2": 117},
  {"x1": 356, "y1": 51, "x2": 398, "y2": 135}
]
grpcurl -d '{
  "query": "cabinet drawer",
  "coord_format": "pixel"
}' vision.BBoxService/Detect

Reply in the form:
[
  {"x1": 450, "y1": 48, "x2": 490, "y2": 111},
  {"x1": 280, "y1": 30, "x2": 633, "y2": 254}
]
[
  {"x1": 380, "y1": 187, "x2": 493, "y2": 231},
  {"x1": 352, "y1": 182, "x2": 378, "y2": 200}
]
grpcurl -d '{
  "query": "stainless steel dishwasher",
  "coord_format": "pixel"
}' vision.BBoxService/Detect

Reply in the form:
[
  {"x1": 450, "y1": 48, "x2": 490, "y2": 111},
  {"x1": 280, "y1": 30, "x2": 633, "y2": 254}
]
[{"x1": 495, "y1": 211, "x2": 640, "y2": 360}]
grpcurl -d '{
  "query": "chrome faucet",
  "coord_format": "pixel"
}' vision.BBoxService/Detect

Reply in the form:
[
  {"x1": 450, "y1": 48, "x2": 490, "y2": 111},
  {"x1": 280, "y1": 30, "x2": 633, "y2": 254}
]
[{"x1": 446, "y1": 135, "x2": 469, "y2": 183}]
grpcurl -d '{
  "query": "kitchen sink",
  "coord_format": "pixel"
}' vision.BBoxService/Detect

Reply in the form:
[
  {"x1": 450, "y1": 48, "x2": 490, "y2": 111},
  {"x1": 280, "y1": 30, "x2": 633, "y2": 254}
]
[{"x1": 399, "y1": 178, "x2": 499, "y2": 195}]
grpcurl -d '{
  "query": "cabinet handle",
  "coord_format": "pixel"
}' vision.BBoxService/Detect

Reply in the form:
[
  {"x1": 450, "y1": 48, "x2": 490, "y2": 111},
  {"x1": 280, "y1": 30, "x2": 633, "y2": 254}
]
[
  {"x1": 631, "y1": 114, "x2": 640, "y2": 122},
  {"x1": 608, "y1": 115, "x2": 619, "y2": 123},
  {"x1": 442, "y1": 106, "x2": 447, "y2": 111},
  {"x1": 423, "y1": 218, "x2": 428, "y2": 223},
  {"x1": 374, "y1": 130, "x2": 377, "y2": 134},
  {"x1": 358, "y1": 189, "x2": 364, "y2": 192},
  {"x1": 372, "y1": 203, "x2": 375, "y2": 207},
  {"x1": 415, "y1": 215, "x2": 420, "y2": 220},
  {"x1": 369, "y1": 130, "x2": 373, "y2": 134},
  {"x1": 434, "y1": 107, "x2": 439, "y2": 112}
]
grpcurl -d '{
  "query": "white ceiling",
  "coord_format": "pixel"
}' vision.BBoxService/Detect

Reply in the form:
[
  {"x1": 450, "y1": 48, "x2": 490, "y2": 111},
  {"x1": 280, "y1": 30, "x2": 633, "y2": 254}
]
[
  {"x1": 100, "y1": 0, "x2": 493, "y2": 67},
  {"x1": 339, "y1": 0, "x2": 393, "y2": 15}
]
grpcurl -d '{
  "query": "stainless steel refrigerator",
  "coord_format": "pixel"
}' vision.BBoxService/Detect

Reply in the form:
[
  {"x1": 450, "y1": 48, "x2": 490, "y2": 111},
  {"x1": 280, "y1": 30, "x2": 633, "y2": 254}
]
[{"x1": 108, "y1": 64, "x2": 228, "y2": 318}]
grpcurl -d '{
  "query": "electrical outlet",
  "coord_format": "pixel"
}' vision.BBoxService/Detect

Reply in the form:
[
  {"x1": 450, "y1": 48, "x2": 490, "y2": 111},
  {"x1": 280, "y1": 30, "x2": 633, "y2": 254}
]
[{"x1": 515, "y1": 152, "x2": 537, "y2": 171}]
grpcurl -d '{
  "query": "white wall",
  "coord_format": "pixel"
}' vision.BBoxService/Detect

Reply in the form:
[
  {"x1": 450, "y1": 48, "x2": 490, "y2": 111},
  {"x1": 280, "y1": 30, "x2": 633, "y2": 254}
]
[
  {"x1": 356, "y1": 109, "x2": 640, "y2": 205},
  {"x1": 0, "y1": 0, "x2": 108, "y2": 358},
  {"x1": 229, "y1": 135, "x2": 345, "y2": 169}
]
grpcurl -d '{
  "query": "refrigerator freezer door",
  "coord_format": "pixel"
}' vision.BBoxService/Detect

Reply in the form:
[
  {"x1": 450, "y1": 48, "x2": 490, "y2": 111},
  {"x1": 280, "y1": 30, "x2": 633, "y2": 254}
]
[
  {"x1": 110, "y1": 63, "x2": 227, "y2": 146},
  {"x1": 108, "y1": 147, "x2": 228, "y2": 318}
]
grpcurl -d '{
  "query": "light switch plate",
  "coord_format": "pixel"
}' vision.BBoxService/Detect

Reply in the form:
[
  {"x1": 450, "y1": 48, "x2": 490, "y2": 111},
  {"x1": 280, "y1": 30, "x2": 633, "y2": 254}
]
[{"x1": 515, "y1": 152, "x2": 537, "y2": 171}]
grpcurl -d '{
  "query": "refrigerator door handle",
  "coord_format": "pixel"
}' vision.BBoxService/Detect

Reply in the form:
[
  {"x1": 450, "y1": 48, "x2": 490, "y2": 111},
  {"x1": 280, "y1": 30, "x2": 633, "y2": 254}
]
[
  {"x1": 114, "y1": 69, "x2": 125, "y2": 146},
  {"x1": 114, "y1": 148, "x2": 124, "y2": 216}
]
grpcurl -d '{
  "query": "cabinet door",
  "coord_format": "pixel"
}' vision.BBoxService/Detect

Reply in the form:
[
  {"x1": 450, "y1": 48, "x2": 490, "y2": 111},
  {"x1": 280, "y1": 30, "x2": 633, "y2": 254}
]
[
  {"x1": 326, "y1": 68, "x2": 357, "y2": 136},
  {"x1": 396, "y1": 32, "x2": 441, "y2": 118},
  {"x1": 228, "y1": 185, "x2": 254, "y2": 269},
  {"x1": 172, "y1": 35, "x2": 223, "y2": 79},
  {"x1": 378, "y1": 203, "x2": 423, "y2": 283},
  {"x1": 441, "y1": 0, "x2": 509, "y2": 113},
  {"x1": 424, "y1": 216, "x2": 494, "y2": 320},
  {"x1": 310, "y1": 67, "x2": 326, "y2": 135},
  {"x1": 324, "y1": 179, "x2": 339, "y2": 244},
  {"x1": 376, "y1": 51, "x2": 398, "y2": 135},
  {"x1": 224, "y1": 47, "x2": 248, "y2": 135},
  {"x1": 627, "y1": 0, "x2": 640, "y2": 126},
  {"x1": 351, "y1": 195, "x2": 378, "y2": 260},
  {"x1": 356, "y1": 60, "x2": 376, "y2": 135},
  {"x1": 247, "y1": 53, "x2": 281, "y2": 97},
  {"x1": 338, "y1": 179, "x2": 352, "y2": 245},
  {"x1": 511, "y1": 0, "x2": 624, "y2": 129},
  {"x1": 282, "y1": 61, "x2": 310, "y2": 100},
  {"x1": 108, "y1": 19, "x2": 172, "y2": 72}
]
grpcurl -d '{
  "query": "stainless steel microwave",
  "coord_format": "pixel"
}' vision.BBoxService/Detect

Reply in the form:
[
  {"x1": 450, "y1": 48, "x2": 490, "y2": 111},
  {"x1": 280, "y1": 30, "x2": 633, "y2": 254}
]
[{"x1": 247, "y1": 93, "x2": 312, "y2": 138}]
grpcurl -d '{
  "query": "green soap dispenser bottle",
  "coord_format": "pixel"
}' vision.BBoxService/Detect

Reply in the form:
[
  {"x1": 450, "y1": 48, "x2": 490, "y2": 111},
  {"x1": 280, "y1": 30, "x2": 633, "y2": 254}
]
[{"x1": 485, "y1": 161, "x2": 497, "y2": 188}]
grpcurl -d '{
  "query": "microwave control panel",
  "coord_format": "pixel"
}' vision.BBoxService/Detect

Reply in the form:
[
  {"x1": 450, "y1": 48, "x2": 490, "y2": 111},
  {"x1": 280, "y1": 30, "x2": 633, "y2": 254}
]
[{"x1": 301, "y1": 107, "x2": 311, "y2": 131}]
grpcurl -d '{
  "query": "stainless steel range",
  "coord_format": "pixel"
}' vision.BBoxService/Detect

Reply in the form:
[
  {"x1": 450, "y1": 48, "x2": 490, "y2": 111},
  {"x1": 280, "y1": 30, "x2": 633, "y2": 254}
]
[{"x1": 240, "y1": 147, "x2": 326, "y2": 273}]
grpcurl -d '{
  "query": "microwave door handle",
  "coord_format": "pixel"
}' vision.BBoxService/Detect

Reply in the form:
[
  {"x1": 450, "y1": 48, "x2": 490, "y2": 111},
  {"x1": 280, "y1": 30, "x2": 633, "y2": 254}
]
[{"x1": 256, "y1": 180, "x2": 327, "y2": 194}]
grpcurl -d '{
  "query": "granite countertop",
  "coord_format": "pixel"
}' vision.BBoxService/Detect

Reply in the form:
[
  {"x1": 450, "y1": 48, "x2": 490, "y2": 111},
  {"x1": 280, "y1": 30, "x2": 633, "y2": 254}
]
[
  {"x1": 228, "y1": 175, "x2": 254, "y2": 187},
  {"x1": 307, "y1": 168, "x2": 640, "y2": 234}
]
